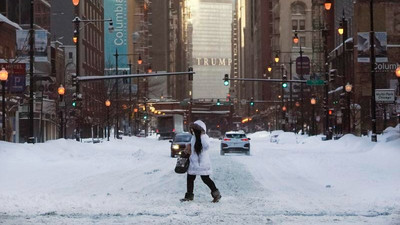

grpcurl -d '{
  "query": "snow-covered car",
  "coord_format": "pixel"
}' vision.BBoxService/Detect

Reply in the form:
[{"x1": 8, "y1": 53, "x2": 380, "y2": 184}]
[
  {"x1": 169, "y1": 132, "x2": 192, "y2": 157},
  {"x1": 220, "y1": 131, "x2": 250, "y2": 155}
]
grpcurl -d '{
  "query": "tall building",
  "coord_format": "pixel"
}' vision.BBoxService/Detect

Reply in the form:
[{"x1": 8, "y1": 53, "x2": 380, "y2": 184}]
[
  {"x1": 191, "y1": 0, "x2": 232, "y2": 100},
  {"x1": 0, "y1": 0, "x2": 51, "y2": 31},
  {"x1": 232, "y1": 0, "x2": 274, "y2": 117},
  {"x1": 51, "y1": 0, "x2": 106, "y2": 138}
]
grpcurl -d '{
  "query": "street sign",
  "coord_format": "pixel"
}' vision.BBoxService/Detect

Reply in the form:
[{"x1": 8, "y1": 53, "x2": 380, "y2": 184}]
[
  {"x1": 296, "y1": 56, "x2": 310, "y2": 75},
  {"x1": 375, "y1": 89, "x2": 395, "y2": 103},
  {"x1": 306, "y1": 80, "x2": 324, "y2": 85}
]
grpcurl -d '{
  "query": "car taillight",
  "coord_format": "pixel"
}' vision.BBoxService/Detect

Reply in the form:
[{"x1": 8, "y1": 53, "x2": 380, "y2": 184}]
[
  {"x1": 241, "y1": 138, "x2": 249, "y2": 141},
  {"x1": 223, "y1": 138, "x2": 231, "y2": 141}
]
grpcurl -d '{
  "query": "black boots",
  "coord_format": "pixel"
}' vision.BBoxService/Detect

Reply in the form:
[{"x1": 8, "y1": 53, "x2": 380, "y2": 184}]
[
  {"x1": 181, "y1": 190, "x2": 221, "y2": 202},
  {"x1": 211, "y1": 189, "x2": 221, "y2": 203},
  {"x1": 180, "y1": 192, "x2": 194, "y2": 202}
]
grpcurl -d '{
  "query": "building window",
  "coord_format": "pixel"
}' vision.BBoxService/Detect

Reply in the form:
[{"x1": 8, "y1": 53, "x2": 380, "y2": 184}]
[
  {"x1": 300, "y1": 36, "x2": 305, "y2": 46},
  {"x1": 69, "y1": 52, "x2": 73, "y2": 59},
  {"x1": 299, "y1": 20, "x2": 305, "y2": 30},
  {"x1": 292, "y1": 20, "x2": 298, "y2": 30}
]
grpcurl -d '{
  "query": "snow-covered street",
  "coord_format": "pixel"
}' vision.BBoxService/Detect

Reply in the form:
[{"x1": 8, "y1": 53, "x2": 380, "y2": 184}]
[{"x1": 0, "y1": 128, "x2": 399, "y2": 224}]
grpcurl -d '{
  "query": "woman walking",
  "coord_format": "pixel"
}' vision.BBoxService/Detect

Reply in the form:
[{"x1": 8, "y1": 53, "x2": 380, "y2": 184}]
[{"x1": 181, "y1": 120, "x2": 221, "y2": 203}]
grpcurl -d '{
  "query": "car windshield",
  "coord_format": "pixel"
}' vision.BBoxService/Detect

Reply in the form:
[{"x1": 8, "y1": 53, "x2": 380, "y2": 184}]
[
  {"x1": 174, "y1": 135, "x2": 191, "y2": 142},
  {"x1": 226, "y1": 133, "x2": 246, "y2": 139}
]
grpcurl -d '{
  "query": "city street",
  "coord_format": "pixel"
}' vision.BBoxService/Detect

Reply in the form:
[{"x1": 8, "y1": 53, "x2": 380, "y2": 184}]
[{"x1": 0, "y1": 128, "x2": 399, "y2": 225}]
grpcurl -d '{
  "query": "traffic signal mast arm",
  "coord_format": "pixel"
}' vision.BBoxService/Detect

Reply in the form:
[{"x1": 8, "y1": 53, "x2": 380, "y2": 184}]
[
  {"x1": 77, "y1": 71, "x2": 195, "y2": 82},
  {"x1": 224, "y1": 77, "x2": 308, "y2": 83}
]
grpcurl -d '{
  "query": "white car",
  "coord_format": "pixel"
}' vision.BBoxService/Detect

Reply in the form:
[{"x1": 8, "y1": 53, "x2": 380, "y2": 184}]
[{"x1": 220, "y1": 131, "x2": 250, "y2": 155}]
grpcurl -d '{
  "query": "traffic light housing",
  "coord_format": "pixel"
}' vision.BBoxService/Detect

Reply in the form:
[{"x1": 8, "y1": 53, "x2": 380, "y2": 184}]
[
  {"x1": 72, "y1": 73, "x2": 78, "y2": 86},
  {"x1": 328, "y1": 109, "x2": 334, "y2": 116},
  {"x1": 143, "y1": 114, "x2": 148, "y2": 120},
  {"x1": 188, "y1": 67, "x2": 193, "y2": 81},
  {"x1": 224, "y1": 74, "x2": 229, "y2": 86},
  {"x1": 72, "y1": 93, "x2": 77, "y2": 107},
  {"x1": 250, "y1": 97, "x2": 254, "y2": 106},
  {"x1": 216, "y1": 99, "x2": 221, "y2": 106},
  {"x1": 329, "y1": 69, "x2": 336, "y2": 83},
  {"x1": 282, "y1": 74, "x2": 288, "y2": 88}
]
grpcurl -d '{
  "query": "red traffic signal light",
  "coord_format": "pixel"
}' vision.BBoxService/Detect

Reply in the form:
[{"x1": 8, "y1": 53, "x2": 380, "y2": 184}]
[{"x1": 328, "y1": 109, "x2": 334, "y2": 115}]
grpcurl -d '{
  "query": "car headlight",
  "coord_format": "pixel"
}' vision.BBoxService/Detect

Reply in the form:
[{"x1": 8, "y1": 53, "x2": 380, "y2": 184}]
[{"x1": 172, "y1": 144, "x2": 180, "y2": 150}]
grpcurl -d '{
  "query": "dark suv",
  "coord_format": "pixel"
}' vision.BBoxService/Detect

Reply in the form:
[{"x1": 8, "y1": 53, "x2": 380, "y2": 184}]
[{"x1": 169, "y1": 132, "x2": 192, "y2": 157}]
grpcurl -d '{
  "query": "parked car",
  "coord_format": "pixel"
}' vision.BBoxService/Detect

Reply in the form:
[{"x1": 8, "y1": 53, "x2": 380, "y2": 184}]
[
  {"x1": 220, "y1": 131, "x2": 250, "y2": 155},
  {"x1": 169, "y1": 132, "x2": 192, "y2": 157}
]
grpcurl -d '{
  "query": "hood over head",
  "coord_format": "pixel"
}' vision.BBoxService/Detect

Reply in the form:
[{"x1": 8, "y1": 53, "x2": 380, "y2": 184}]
[{"x1": 191, "y1": 120, "x2": 207, "y2": 133}]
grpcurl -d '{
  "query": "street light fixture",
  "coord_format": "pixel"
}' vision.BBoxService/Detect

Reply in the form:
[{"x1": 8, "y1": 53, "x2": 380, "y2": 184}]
[
  {"x1": 58, "y1": 85, "x2": 65, "y2": 96},
  {"x1": 324, "y1": 0, "x2": 332, "y2": 11},
  {"x1": 138, "y1": 55, "x2": 143, "y2": 65},
  {"x1": 267, "y1": 65, "x2": 272, "y2": 73},
  {"x1": 58, "y1": 85, "x2": 65, "y2": 138},
  {"x1": 293, "y1": 32, "x2": 299, "y2": 44},
  {"x1": 105, "y1": 100, "x2": 111, "y2": 141},
  {"x1": 274, "y1": 54, "x2": 280, "y2": 63},
  {"x1": 0, "y1": 67, "x2": 8, "y2": 141},
  {"x1": 310, "y1": 96, "x2": 316, "y2": 136},
  {"x1": 395, "y1": 65, "x2": 400, "y2": 78},
  {"x1": 345, "y1": 82, "x2": 353, "y2": 93},
  {"x1": 338, "y1": 22, "x2": 344, "y2": 35}
]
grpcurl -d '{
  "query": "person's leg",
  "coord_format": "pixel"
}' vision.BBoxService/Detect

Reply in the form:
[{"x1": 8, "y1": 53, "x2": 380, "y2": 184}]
[
  {"x1": 187, "y1": 174, "x2": 196, "y2": 194},
  {"x1": 201, "y1": 175, "x2": 221, "y2": 202},
  {"x1": 200, "y1": 175, "x2": 217, "y2": 192},
  {"x1": 181, "y1": 174, "x2": 196, "y2": 201}
]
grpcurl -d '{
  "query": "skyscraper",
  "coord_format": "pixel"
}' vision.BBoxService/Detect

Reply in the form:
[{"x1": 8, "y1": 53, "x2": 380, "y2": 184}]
[{"x1": 191, "y1": 0, "x2": 233, "y2": 99}]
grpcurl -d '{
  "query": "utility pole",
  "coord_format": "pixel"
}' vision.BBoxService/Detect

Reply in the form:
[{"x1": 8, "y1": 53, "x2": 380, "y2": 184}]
[
  {"x1": 370, "y1": 0, "x2": 377, "y2": 142},
  {"x1": 28, "y1": 0, "x2": 35, "y2": 143},
  {"x1": 128, "y1": 61, "x2": 132, "y2": 136},
  {"x1": 114, "y1": 49, "x2": 120, "y2": 139}
]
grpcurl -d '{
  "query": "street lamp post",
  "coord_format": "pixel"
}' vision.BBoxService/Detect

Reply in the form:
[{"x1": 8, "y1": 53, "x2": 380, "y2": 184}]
[
  {"x1": 0, "y1": 68, "x2": 8, "y2": 141},
  {"x1": 293, "y1": 32, "x2": 305, "y2": 134},
  {"x1": 370, "y1": 0, "x2": 377, "y2": 142},
  {"x1": 114, "y1": 49, "x2": 120, "y2": 139},
  {"x1": 396, "y1": 66, "x2": 400, "y2": 125},
  {"x1": 338, "y1": 10, "x2": 350, "y2": 134},
  {"x1": 58, "y1": 84, "x2": 65, "y2": 138},
  {"x1": 345, "y1": 83, "x2": 352, "y2": 133},
  {"x1": 281, "y1": 65, "x2": 285, "y2": 131},
  {"x1": 310, "y1": 96, "x2": 317, "y2": 136},
  {"x1": 128, "y1": 61, "x2": 132, "y2": 136},
  {"x1": 105, "y1": 100, "x2": 111, "y2": 141},
  {"x1": 29, "y1": 0, "x2": 35, "y2": 143},
  {"x1": 71, "y1": 1, "x2": 113, "y2": 141}
]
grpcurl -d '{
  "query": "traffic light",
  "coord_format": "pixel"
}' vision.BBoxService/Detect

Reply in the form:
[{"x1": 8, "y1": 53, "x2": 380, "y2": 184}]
[
  {"x1": 188, "y1": 67, "x2": 193, "y2": 81},
  {"x1": 328, "y1": 109, "x2": 334, "y2": 116},
  {"x1": 329, "y1": 69, "x2": 336, "y2": 83},
  {"x1": 216, "y1": 99, "x2": 221, "y2": 106},
  {"x1": 143, "y1": 114, "x2": 148, "y2": 120},
  {"x1": 224, "y1": 74, "x2": 229, "y2": 86},
  {"x1": 250, "y1": 97, "x2": 254, "y2": 106},
  {"x1": 282, "y1": 74, "x2": 288, "y2": 88},
  {"x1": 72, "y1": 73, "x2": 78, "y2": 86},
  {"x1": 72, "y1": 93, "x2": 77, "y2": 107}
]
